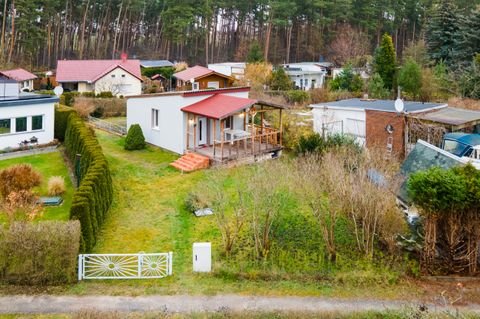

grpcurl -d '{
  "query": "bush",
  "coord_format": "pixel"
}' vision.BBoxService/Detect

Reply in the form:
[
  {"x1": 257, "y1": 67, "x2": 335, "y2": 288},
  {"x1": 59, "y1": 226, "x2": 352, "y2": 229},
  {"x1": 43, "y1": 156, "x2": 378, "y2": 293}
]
[
  {"x1": 74, "y1": 99, "x2": 95, "y2": 119},
  {"x1": 295, "y1": 133, "x2": 359, "y2": 155},
  {"x1": 284, "y1": 90, "x2": 310, "y2": 104},
  {"x1": 48, "y1": 176, "x2": 66, "y2": 196},
  {"x1": 62, "y1": 111, "x2": 113, "y2": 252},
  {"x1": 81, "y1": 91, "x2": 96, "y2": 98},
  {"x1": 96, "y1": 91, "x2": 114, "y2": 98},
  {"x1": 184, "y1": 191, "x2": 209, "y2": 213},
  {"x1": 0, "y1": 164, "x2": 42, "y2": 199},
  {"x1": 61, "y1": 92, "x2": 76, "y2": 106},
  {"x1": 0, "y1": 221, "x2": 81, "y2": 284},
  {"x1": 124, "y1": 124, "x2": 146, "y2": 150}
]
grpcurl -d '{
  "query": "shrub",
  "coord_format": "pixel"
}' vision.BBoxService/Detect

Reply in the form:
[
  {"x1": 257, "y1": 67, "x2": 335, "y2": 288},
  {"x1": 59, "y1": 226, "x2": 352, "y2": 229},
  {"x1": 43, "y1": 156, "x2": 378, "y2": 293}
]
[
  {"x1": 0, "y1": 164, "x2": 42, "y2": 199},
  {"x1": 74, "y1": 99, "x2": 95, "y2": 119},
  {"x1": 81, "y1": 92, "x2": 96, "y2": 98},
  {"x1": 61, "y1": 92, "x2": 75, "y2": 106},
  {"x1": 96, "y1": 91, "x2": 114, "y2": 98},
  {"x1": 295, "y1": 133, "x2": 359, "y2": 155},
  {"x1": 2, "y1": 190, "x2": 42, "y2": 224},
  {"x1": 284, "y1": 90, "x2": 309, "y2": 104},
  {"x1": 62, "y1": 111, "x2": 113, "y2": 252},
  {"x1": 309, "y1": 88, "x2": 331, "y2": 104},
  {"x1": 0, "y1": 221, "x2": 81, "y2": 284},
  {"x1": 124, "y1": 124, "x2": 146, "y2": 150},
  {"x1": 184, "y1": 191, "x2": 209, "y2": 213},
  {"x1": 48, "y1": 176, "x2": 66, "y2": 196}
]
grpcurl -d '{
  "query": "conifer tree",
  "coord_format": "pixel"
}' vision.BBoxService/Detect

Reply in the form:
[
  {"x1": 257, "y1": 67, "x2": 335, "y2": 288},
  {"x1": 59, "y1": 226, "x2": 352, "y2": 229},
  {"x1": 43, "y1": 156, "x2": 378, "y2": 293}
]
[
  {"x1": 398, "y1": 58, "x2": 422, "y2": 99},
  {"x1": 373, "y1": 33, "x2": 396, "y2": 90}
]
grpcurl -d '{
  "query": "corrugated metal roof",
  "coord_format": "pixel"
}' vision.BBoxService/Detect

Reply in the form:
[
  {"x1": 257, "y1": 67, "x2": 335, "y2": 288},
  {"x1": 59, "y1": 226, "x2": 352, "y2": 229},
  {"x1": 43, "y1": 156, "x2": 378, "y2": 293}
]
[
  {"x1": 311, "y1": 98, "x2": 447, "y2": 113},
  {"x1": 181, "y1": 94, "x2": 256, "y2": 119},
  {"x1": 413, "y1": 107, "x2": 480, "y2": 125},
  {"x1": 0, "y1": 68, "x2": 37, "y2": 81},
  {"x1": 140, "y1": 60, "x2": 174, "y2": 68}
]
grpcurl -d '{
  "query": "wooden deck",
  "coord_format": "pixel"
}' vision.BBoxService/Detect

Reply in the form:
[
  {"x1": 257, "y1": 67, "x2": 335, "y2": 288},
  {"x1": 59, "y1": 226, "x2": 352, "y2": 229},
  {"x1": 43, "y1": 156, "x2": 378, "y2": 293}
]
[{"x1": 194, "y1": 139, "x2": 282, "y2": 162}]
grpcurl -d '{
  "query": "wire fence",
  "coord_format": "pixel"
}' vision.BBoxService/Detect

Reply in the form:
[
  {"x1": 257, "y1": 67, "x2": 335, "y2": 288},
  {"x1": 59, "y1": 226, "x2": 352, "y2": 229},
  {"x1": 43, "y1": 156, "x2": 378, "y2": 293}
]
[{"x1": 87, "y1": 116, "x2": 127, "y2": 136}]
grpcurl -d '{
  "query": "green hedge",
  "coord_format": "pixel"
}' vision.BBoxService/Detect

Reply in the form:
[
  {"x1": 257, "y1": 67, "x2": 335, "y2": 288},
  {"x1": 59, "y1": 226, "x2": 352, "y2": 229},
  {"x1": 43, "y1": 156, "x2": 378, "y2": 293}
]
[
  {"x1": 56, "y1": 107, "x2": 113, "y2": 252},
  {"x1": 54, "y1": 106, "x2": 76, "y2": 141},
  {"x1": 0, "y1": 221, "x2": 80, "y2": 284}
]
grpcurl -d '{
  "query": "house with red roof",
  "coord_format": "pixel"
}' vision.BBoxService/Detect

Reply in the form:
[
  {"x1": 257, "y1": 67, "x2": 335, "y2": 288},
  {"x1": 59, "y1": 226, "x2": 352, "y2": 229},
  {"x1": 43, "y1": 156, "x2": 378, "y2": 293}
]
[
  {"x1": 0, "y1": 68, "x2": 37, "y2": 92},
  {"x1": 173, "y1": 65, "x2": 234, "y2": 91},
  {"x1": 127, "y1": 87, "x2": 285, "y2": 171},
  {"x1": 56, "y1": 59, "x2": 142, "y2": 96}
]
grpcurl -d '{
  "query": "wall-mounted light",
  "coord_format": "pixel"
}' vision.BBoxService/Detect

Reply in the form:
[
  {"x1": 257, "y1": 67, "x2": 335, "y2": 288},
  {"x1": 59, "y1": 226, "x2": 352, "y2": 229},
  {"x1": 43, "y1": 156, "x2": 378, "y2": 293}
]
[
  {"x1": 188, "y1": 119, "x2": 195, "y2": 126},
  {"x1": 239, "y1": 112, "x2": 245, "y2": 118}
]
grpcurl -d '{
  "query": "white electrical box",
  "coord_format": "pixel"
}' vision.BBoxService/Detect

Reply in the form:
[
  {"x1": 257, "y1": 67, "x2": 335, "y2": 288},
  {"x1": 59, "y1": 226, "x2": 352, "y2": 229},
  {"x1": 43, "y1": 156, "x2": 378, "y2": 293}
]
[{"x1": 193, "y1": 242, "x2": 211, "y2": 272}]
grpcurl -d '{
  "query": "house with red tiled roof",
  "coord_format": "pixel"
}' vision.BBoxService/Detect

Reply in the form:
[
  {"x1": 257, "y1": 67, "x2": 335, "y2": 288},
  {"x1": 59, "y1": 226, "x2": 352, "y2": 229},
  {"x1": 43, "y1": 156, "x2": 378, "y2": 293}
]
[
  {"x1": 0, "y1": 68, "x2": 37, "y2": 92},
  {"x1": 127, "y1": 87, "x2": 285, "y2": 171},
  {"x1": 173, "y1": 65, "x2": 234, "y2": 91},
  {"x1": 56, "y1": 59, "x2": 142, "y2": 96}
]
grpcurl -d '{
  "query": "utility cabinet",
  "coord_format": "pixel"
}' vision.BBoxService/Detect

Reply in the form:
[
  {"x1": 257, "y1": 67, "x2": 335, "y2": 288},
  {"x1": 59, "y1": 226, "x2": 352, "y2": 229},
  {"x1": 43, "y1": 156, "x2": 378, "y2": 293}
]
[{"x1": 193, "y1": 242, "x2": 211, "y2": 272}]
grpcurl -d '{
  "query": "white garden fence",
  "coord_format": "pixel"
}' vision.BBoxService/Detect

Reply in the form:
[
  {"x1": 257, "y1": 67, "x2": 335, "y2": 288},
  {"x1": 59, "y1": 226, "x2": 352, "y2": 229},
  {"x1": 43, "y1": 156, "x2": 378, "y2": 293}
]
[
  {"x1": 87, "y1": 116, "x2": 127, "y2": 135},
  {"x1": 78, "y1": 252, "x2": 173, "y2": 280}
]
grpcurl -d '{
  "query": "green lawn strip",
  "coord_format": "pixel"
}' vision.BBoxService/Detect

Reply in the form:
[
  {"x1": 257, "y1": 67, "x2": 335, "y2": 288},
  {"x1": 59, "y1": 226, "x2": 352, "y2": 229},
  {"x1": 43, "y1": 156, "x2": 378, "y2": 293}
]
[
  {"x1": 0, "y1": 150, "x2": 74, "y2": 222},
  {"x1": 102, "y1": 116, "x2": 126, "y2": 127}
]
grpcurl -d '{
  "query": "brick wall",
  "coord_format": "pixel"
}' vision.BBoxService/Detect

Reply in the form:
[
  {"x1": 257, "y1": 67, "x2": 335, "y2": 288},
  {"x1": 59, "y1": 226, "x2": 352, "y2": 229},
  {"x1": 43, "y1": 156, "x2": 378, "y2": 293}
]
[{"x1": 365, "y1": 110, "x2": 406, "y2": 157}]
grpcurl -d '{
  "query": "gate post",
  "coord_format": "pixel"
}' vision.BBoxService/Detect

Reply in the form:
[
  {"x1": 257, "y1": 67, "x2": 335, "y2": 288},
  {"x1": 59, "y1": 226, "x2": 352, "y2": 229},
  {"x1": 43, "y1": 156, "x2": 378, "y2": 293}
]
[
  {"x1": 168, "y1": 252, "x2": 173, "y2": 275},
  {"x1": 78, "y1": 255, "x2": 83, "y2": 281},
  {"x1": 137, "y1": 254, "x2": 143, "y2": 278}
]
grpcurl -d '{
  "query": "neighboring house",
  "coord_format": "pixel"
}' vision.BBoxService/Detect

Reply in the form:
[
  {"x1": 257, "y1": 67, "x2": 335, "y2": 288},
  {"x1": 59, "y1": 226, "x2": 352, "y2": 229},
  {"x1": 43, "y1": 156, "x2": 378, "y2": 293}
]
[
  {"x1": 173, "y1": 65, "x2": 234, "y2": 91},
  {"x1": 282, "y1": 62, "x2": 327, "y2": 90},
  {"x1": 0, "y1": 68, "x2": 37, "y2": 92},
  {"x1": 208, "y1": 62, "x2": 246, "y2": 80},
  {"x1": 332, "y1": 67, "x2": 369, "y2": 80},
  {"x1": 56, "y1": 59, "x2": 142, "y2": 96},
  {"x1": 0, "y1": 78, "x2": 58, "y2": 150},
  {"x1": 127, "y1": 87, "x2": 284, "y2": 169},
  {"x1": 311, "y1": 98, "x2": 447, "y2": 156}
]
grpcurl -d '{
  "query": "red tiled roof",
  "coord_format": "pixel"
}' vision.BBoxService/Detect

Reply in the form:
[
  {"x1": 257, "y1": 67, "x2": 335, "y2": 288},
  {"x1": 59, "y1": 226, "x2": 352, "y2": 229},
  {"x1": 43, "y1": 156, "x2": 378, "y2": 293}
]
[
  {"x1": 173, "y1": 65, "x2": 215, "y2": 82},
  {"x1": 56, "y1": 59, "x2": 142, "y2": 83},
  {"x1": 0, "y1": 68, "x2": 37, "y2": 81},
  {"x1": 181, "y1": 94, "x2": 257, "y2": 119}
]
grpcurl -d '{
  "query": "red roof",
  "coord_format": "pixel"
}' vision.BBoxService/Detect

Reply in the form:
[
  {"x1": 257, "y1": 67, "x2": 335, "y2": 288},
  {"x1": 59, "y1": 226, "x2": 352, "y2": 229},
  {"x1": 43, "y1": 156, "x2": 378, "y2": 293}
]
[
  {"x1": 181, "y1": 94, "x2": 257, "y2": 119},
  {"x1": 56, "y1": 59, "x2": 142, "y2": 83},
  {"x1": 0, "y1": 68, "x2": 37, "y2": 81},
  {"x1": 173, "y1": 65, "x2": 233, "y2": 82}
]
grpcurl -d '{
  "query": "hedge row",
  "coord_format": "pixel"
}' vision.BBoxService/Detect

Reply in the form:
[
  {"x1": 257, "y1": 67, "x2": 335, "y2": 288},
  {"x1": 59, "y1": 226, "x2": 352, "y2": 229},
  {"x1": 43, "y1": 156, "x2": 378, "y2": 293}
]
[
  {"x1": 54, "y1": 106, "x2": 76, "y2": 141},
  {"x1": 0, "y1": 221, "x2": 80, "y2": 284},
  {"x1": 57, "y1": 106, "x2": 113, "y2": 252}
]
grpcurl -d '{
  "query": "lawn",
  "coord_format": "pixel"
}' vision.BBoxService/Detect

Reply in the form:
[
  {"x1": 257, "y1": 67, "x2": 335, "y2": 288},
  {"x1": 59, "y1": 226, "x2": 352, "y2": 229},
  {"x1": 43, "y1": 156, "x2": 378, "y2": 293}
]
[
  {"x1": 0, "y1": 150, "x2": 74, "y2": 222},
  {"x1": 103, "y1": 116, "x2": 126, "y2": 128},
  {"x1": 65, "y1": 130, "x2": 421, "y2": 299}
]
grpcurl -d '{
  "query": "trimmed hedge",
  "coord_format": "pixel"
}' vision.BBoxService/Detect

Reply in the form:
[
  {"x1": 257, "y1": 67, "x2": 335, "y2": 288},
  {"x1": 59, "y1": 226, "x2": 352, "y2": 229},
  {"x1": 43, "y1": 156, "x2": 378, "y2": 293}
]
[
  {"x1": 54, "y1": 106, "x2": 76, "y2": 141},
  {"x1": 0, "y1": 221, "x2": 80, "y2": 284},
  {"x1": 56, "y1": 106, "x2": 113, "y2": 252}
]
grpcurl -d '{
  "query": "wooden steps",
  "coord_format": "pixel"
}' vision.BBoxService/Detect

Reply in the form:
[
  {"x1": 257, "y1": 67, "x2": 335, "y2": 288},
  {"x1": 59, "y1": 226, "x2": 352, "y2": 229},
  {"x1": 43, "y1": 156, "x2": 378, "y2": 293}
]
[{"x1": 170, "y1": 153, "x2": 210, "y2": 172}]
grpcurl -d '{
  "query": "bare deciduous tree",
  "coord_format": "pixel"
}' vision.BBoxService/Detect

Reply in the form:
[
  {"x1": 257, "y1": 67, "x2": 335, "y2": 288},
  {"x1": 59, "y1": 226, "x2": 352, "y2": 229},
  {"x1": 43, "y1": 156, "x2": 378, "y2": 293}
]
[{"x1": 329, "y1": 24, "x2": 371, "y2": 66}]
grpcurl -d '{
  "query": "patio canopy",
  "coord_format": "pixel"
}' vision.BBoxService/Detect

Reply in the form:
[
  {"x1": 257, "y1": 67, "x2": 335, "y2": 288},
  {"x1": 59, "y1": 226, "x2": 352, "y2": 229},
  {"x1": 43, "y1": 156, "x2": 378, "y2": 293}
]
[{"x1": 181, "y1": 94, "x2": 259, "y2": 120}]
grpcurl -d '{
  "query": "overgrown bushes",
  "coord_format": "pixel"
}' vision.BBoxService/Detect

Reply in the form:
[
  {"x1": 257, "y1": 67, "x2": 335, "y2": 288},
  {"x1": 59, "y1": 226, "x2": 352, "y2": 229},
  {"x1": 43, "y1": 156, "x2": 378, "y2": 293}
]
[
  {"x1": 0, "y1": 221, "x2": 80, "y2": 284},
  {"x1": 124, "y1": 124, "x2": 146, "y2": 150},
  {"x1": 58, "y1": 106, "x2": 113, "y2": 252}
]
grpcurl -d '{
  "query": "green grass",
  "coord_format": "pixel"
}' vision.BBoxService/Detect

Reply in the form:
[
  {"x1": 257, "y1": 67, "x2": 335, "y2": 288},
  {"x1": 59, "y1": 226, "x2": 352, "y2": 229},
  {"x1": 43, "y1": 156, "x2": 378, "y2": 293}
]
[
  {"x1": 60, "y1": 130, "x2": 419, "y2": 299},
  {"x1": 0, "y1": 150, "x2": 74, "y2": 223},
  {"x1": 103, "y1": 116, "x2": 126, "y2": 127}
]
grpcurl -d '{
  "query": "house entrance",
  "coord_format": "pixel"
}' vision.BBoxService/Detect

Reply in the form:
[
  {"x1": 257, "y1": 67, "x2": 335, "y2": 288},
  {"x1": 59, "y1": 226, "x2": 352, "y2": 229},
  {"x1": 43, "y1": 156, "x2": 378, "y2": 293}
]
[{"x1": 198, "y1": 117, "x2": 207, "y2": 145}]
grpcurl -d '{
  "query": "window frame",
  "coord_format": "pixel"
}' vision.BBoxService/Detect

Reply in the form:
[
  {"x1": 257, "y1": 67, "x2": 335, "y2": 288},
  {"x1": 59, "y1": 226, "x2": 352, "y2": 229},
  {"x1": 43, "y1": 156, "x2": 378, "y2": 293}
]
[
  {"x1": 0, "y1": 118, "x2": 11, "y2": 135},
  {"x1": 32, "y1": 115, "x2": 44, "y2": 131},
  {"x1": 15, "y1": 117, "x2": 27, "y2": 133},
  {"x1": 151, "y1": 109, "x2": 159, "y2": 129}
]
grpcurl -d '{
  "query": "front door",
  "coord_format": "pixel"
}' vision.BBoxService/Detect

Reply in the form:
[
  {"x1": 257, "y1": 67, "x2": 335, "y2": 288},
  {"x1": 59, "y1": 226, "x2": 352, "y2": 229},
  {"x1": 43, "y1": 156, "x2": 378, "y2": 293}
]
[{"x1": 198, "y1": 117, "x2": 207, "y2": 146}]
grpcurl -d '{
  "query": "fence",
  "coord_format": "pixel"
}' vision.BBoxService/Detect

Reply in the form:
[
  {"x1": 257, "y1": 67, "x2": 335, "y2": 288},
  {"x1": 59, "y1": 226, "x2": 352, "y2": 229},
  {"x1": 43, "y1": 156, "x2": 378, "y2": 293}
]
[
  {"x1": 78, "y1": 252, "x2": 173, "y2": 280},
  {"x1": 87, "y1": 116, "x2": 127, "y2": 135}
]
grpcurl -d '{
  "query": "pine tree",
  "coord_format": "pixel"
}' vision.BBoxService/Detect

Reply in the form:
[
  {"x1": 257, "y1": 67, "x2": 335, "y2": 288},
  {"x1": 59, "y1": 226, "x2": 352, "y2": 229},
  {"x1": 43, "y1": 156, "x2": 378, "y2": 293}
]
[
  {"x1": 246, "y1": 41, "x2": 264, "y2": 63},
  {"x1": 426, "y1": 0, "x2": 460, "y2": 66},
  {"x1": 368, "y1": 73, "x2": 390, "y2": 99},
  {"x1": 454, "y1": 8, "x2": 480, "y2": 66},
  {"x1": 398, "y1": 58, "x2": 422, "y2": 99},
  {"x1": 270, "y1": 68, "x2": 292, "y2": 90},
  {"x1": 373, "y1": 33, "x2": 396, "y2": 90},
  {"x1": 124, "y1": 124, "x2": 146, "y2": 151}
]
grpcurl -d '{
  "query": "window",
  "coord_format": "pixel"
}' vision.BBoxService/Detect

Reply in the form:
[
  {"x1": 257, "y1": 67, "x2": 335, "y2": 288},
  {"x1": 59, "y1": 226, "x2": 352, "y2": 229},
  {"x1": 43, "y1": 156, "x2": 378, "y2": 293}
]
[
  {"x1": 152, "y1": 109, "x2": 159, "y2": 128},
  {"x1": 111, "y1": 74, "x2": 116, "y2": 78},
  {"x1": 443, "y1": 140, "x2": 468, "y2": 157},
  {"x1": 0, "y1": 119, "x2": 11, "y2": 134},
  {"x1": 225, "y1": 116, "x2": 233, "y2": 129},
  {"x1": 304, "y1": 79, "x2": 308, "y2": 88},
  {"x1": 121, "y1": 74, "x2": 126, "y2": 78},
  {"x1": 32, "y1": 115, "x2": 43, "y2": 130},
  {"x1": 192, "y1": 82, "x2": 199, "y2": 91},
  {"x1": 16, "y1": 117, "x2": 27, "y2": 132}
]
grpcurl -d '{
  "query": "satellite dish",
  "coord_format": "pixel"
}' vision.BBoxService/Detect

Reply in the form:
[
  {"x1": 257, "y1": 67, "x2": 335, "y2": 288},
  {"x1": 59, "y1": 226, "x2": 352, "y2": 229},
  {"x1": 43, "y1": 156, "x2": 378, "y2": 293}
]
[
  {"x1": 53, "y1": 86, "x2": 64, "y2": 98},
  {"x1": 394, "y1": 98, "x2": 404, "y2": 113}
]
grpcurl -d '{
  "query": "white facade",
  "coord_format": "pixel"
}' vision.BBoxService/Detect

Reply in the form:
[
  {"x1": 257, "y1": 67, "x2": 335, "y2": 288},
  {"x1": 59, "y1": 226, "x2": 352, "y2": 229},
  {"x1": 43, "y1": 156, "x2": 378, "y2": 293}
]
[
  {"x1": 208, "y1": 63, "x2": 246, "y2": 80},
  {"x1": 283, "y1": 63, "x2": 327, "y2": 90},
  {"x1": 0, "y1": 99, "x2": 56, "y2": 150},
  {"x1": 61, "y1": 67, "x2": 142, "y2": 97},
  {"x1": 127, "y1": 90, "x2": 249, "y2": 154},
  {"x1": 311, "y1": 105, "x2": 366, "y2": 146},
  {"x1": 19, "y1": 79, "x2": 35, "y2": 92}
]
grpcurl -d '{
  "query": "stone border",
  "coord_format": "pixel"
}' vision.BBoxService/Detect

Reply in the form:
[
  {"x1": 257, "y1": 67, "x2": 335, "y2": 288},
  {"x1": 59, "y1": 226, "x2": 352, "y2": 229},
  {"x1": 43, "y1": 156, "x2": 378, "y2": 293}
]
[{"x1": 0, "y1": 145, "x2": 59, "y2": 161}]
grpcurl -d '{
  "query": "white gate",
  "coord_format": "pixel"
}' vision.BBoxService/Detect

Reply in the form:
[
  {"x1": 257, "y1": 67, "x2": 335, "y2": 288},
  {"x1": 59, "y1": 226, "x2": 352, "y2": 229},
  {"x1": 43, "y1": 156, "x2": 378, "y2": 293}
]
[{"x1": 78, "y1": 252, "x2": 173, "y2": 280}]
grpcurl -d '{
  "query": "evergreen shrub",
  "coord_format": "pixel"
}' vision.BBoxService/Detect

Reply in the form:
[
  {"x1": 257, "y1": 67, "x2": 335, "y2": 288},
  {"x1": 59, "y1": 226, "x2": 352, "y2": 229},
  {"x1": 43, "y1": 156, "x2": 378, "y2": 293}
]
[{"x1": 124, "y1": 124, "x2": 146, "y2": 150}]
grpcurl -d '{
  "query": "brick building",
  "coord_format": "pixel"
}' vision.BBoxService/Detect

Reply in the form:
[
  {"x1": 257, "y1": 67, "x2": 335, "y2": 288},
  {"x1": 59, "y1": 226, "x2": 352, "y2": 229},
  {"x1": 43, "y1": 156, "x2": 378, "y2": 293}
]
[{"x1": 310, "y1": 98, "x2": 447, "y2": 157}]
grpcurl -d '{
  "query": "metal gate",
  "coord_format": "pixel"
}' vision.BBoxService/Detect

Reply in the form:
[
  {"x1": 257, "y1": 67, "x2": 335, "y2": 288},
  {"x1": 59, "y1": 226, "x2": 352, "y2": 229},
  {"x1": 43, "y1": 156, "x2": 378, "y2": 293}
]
[{"x1": 78, "y1": 252, "x2": 173, "y2": 280}]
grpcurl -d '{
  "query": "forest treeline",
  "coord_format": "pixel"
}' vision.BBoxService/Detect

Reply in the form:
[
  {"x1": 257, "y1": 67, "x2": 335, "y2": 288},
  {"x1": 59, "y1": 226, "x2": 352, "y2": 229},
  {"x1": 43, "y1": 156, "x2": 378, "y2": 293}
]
[{"x1": 0, "y1": 0, "x2": 479, "y2": 69}]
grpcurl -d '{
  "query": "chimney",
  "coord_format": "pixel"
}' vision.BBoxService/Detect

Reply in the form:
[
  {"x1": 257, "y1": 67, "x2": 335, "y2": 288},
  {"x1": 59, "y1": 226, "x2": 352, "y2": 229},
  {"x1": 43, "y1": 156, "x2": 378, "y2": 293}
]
[{"x1": 120, "y1": 52, "x2": 128, "y2": 63}]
